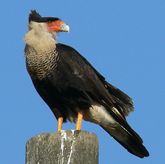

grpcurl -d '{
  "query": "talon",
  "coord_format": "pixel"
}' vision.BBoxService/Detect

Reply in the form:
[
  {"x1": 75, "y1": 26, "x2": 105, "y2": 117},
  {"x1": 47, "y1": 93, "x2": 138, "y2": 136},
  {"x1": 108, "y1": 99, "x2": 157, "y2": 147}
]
[
  {"x1": 76, "y1": 112, "x2": 83, "y2": 130},
  {"x1": 57, "y1": 117, "x2": 63, "y2": 131}
]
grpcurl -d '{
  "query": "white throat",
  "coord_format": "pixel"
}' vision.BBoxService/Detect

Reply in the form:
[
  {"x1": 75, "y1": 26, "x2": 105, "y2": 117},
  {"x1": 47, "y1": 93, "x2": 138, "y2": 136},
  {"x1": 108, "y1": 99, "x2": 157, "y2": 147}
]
[{"x1": 24, "y1": 21, "x2": 56, "y2": 53}]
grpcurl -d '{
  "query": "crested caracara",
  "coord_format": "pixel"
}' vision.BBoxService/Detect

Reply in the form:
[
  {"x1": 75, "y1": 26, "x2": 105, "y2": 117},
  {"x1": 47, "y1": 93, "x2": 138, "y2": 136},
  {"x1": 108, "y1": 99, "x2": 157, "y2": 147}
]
[{"x1": 24, "y1": 10, "x2": 149, "y2": 158}]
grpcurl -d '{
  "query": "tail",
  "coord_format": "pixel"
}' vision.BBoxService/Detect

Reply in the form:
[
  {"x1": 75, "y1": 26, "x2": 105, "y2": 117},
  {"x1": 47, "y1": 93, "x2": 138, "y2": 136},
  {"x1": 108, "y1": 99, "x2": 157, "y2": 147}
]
[{"x1": 101, "y1": 124, "x2": 149, "y2": 158}]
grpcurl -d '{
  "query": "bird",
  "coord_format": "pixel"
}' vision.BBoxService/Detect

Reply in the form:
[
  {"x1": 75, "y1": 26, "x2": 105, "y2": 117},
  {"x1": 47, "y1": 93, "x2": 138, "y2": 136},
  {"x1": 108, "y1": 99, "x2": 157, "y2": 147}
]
[{"x1": 24, "y1": 10, "x2": 149, "y2": 158}]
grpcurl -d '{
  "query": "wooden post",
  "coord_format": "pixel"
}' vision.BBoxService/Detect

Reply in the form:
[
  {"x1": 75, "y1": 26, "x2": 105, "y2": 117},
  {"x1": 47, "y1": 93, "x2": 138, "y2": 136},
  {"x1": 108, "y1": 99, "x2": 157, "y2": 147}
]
[{"x1": 26, "y1": 130, "x2": 98, "y2": 164}]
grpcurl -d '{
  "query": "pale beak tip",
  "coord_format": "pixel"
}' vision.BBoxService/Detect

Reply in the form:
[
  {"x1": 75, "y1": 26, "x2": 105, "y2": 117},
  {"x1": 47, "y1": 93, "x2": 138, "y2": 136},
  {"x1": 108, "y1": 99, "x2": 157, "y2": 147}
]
[{"x1": 61, "y1": 24, "x2": 70, "y2": 32}]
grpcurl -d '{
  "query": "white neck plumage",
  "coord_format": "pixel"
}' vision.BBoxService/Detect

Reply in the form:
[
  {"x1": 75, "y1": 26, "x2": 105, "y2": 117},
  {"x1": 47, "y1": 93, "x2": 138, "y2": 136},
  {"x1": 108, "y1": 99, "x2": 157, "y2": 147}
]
[{"x1": 24, "y1": 21, "x2": 56, "y2": 53}]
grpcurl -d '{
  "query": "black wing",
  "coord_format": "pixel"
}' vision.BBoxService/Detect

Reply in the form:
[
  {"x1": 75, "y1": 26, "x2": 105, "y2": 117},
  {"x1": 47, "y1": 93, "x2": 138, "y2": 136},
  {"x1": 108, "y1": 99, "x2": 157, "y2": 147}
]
[
  {"x1": 56, "y1": 43, "x2": 133, "y2": 116},
  {"x1": 73, "y1": 48, "x2": 134, "y2": 116}
]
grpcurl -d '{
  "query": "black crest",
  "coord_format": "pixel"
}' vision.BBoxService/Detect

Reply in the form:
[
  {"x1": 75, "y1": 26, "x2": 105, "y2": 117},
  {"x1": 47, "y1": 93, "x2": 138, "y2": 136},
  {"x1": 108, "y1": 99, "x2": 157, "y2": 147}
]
[
  {"x1": 29, "y1": 10, "x2": 42, "y2": 22},
  {"x1": 29, "y1": 10, "x2": 60, "y2": 23}
]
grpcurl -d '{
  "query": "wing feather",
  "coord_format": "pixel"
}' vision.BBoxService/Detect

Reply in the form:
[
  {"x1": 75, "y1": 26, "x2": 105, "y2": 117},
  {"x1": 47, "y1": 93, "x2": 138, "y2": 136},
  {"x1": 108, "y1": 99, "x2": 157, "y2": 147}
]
[{"x1": 56, "y1": 43, "x2": 133, "y2": 117}]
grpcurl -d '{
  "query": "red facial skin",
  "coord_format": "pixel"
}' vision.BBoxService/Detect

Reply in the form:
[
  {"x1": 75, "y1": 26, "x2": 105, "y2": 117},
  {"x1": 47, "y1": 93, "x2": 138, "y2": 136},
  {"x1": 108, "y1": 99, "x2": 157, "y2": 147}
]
[{"x1": 47, "y1": 20, "x2": 65, "y2": 32}]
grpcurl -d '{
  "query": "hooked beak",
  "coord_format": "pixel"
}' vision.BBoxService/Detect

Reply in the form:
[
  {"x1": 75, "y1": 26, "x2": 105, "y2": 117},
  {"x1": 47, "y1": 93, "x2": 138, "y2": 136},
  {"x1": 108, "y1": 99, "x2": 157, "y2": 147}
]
[{"x1": 47, "y1": 20, "x2": 70, "y2": 32}]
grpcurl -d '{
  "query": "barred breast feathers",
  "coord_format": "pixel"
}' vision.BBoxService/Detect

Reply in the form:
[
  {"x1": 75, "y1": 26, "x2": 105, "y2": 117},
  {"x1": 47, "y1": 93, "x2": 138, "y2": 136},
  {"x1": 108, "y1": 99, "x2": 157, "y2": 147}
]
[{"x1": 25, "y1": 46, "x2": 59, "y2": 80}]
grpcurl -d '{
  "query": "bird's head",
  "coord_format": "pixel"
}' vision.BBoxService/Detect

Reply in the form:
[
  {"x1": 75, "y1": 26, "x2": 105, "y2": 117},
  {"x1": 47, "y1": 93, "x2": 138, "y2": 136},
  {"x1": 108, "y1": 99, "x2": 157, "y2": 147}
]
[
  {"x1": 25, "y1": 10, "x2": 69, "y2": 50},
  {"x1": 28, "y1": 10, "x2": 70, "y2": 33}
]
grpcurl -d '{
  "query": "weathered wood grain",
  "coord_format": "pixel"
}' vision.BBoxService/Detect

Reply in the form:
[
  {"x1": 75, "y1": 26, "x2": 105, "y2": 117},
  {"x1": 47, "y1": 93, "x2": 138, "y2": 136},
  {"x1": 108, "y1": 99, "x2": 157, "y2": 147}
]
[{"x1": 26, "y1": 130, "x2": 98, "y2": 164}]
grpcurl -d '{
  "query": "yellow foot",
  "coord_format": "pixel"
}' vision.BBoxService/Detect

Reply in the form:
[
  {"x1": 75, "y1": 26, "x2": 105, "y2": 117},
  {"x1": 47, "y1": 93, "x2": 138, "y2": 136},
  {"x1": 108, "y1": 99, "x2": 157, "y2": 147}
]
[
  {"x1": 76, "y1": 112, "x2": 83, "y2": 130},
  {"x1": 57, "y1": 117, "x2": 63, "y2": 131}
]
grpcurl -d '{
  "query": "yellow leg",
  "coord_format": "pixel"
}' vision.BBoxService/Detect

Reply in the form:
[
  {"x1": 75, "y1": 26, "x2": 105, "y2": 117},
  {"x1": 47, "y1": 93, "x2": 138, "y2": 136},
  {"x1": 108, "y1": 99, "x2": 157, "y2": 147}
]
[
  {"x1": 57, "y1": 117, "x2": 63, "y2": 131},
  {"x1": 76, "y1": 112, "x2": 83, "y2": 130}
]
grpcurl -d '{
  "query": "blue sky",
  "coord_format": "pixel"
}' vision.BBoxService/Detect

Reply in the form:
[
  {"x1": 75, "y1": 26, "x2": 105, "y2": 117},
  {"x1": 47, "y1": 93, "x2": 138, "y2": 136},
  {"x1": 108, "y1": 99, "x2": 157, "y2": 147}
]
[{"x1": 0, "y1": 0, "x2": 164, "y2": 163}]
